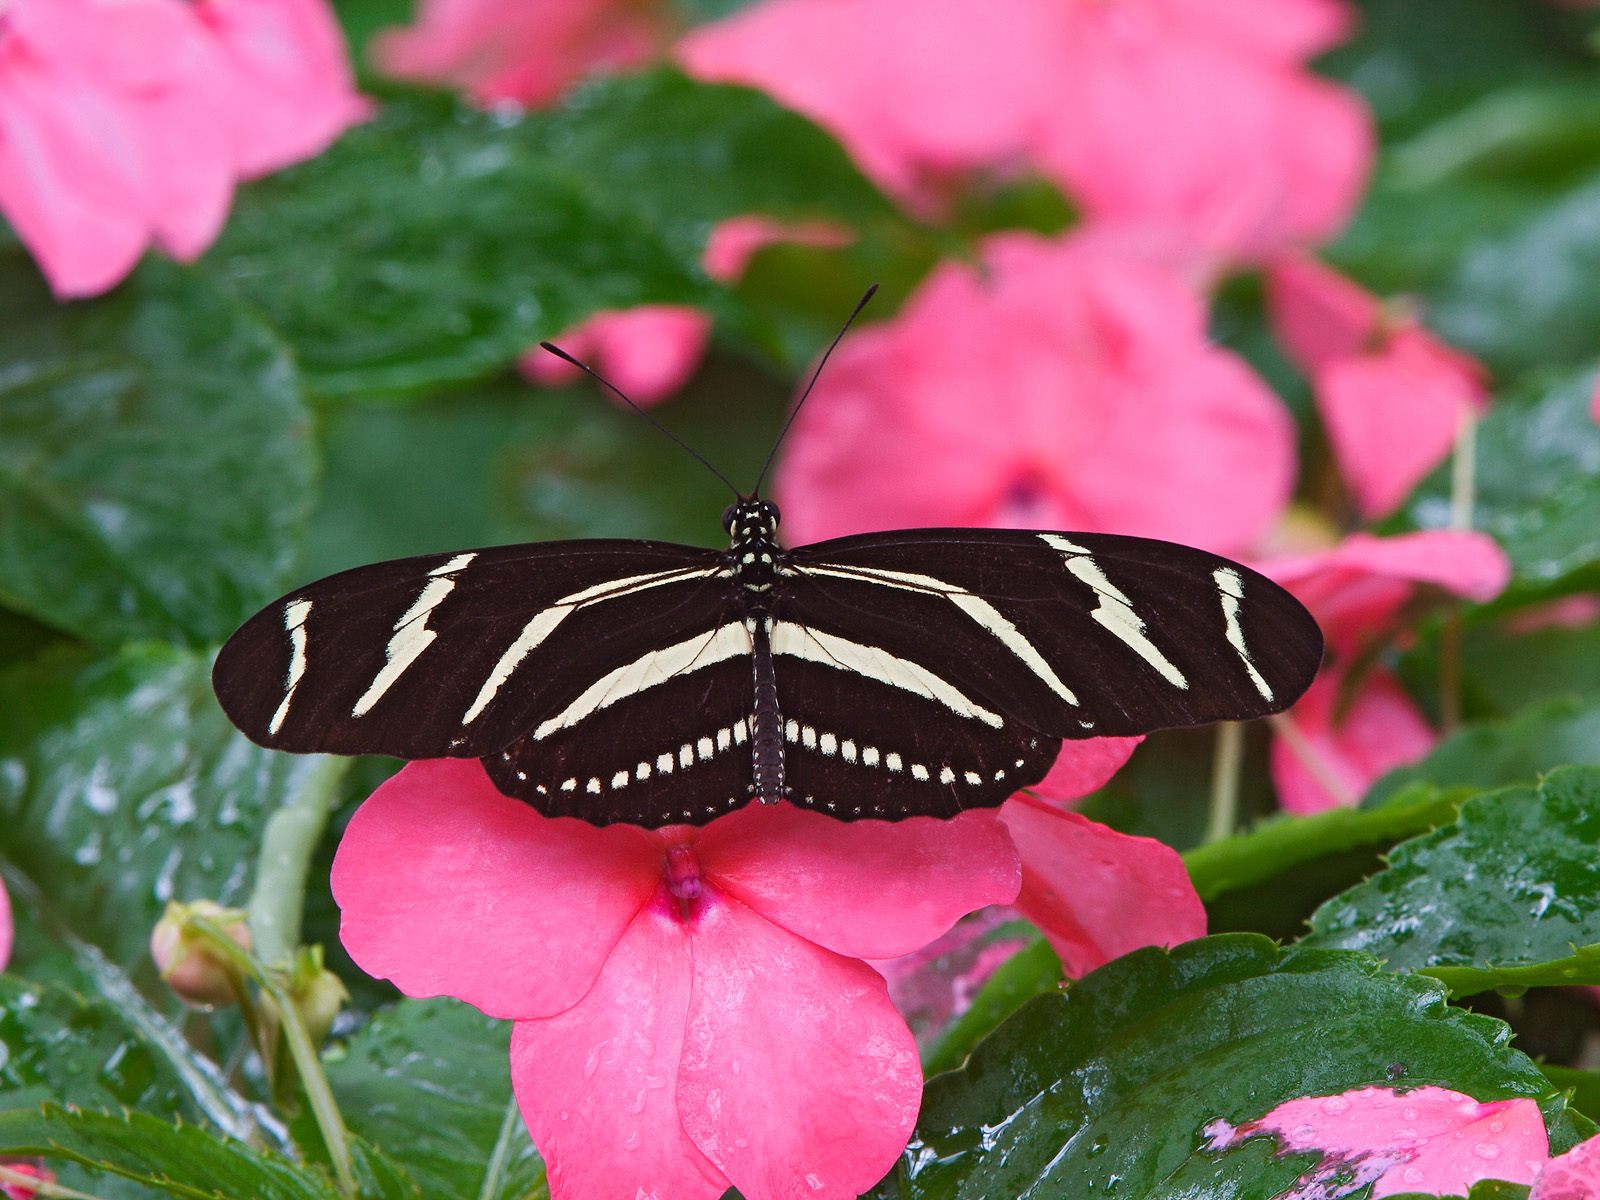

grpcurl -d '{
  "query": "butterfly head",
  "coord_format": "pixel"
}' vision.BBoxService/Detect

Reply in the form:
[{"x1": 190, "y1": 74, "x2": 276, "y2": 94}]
[{"x1": 723, "y1": 499, "x2": 780, "y2": 545}]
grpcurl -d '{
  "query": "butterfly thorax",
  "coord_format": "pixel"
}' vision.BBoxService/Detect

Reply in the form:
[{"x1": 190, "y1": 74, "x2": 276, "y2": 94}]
[{"x1": 724, "y1": 499, "x2": 784, "y2": 601}]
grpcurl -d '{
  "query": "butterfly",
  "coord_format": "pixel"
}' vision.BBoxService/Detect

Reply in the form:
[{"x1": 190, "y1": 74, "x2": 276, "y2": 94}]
[{"x1": 212, "y1": 295, "x2": 1322, "y2": 828}]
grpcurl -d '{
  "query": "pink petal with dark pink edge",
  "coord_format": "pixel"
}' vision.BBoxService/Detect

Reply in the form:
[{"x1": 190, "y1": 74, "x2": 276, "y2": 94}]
[
  {"x1": 1000, "y1": 795, "x2": 1205, "y2": 977},
  {"x1": 1266, "y1": 252, "x2": 1383, "y2": 374},
  {"x1": 331, "y1": 760, "x2": 660, "y2": 1019},
  {"x1": 1317, "y1": 329, "x2": 1489, "y2": 519},
  {"x1": 510, "y1": 902, "x2": 728, "y2": 1200},
  {"x1": 0, "y1": 874, "x2": 12, "y2": 972},
  {"x1": 1217, "y1": 1085, "x2": 1548, "y2": 1198},
  {"x1": 677, "y1": 893, "x2": 922, "y2": 1200},
  {"x1": 1263, "y1": 530, "x2": 1510, "y2": 654},
  {"x1": 695, "y1": 801, "x2": 1020, "y2": 961},
  {"x1": 1029, "y1": 737, "x2": 1143, "y2": 807},
  {"x1": 1270, "y1": 667, "x2": 1435, "y2": 815},
  {"x1": 1533, "y1": 1132, "x2": 1600, "y2": 1200}
]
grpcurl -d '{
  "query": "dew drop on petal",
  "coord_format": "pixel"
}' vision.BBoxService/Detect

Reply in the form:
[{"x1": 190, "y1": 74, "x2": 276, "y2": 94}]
[{"x1": 1321, "y1": 1096, "x2": 1350, "y2": 1115}]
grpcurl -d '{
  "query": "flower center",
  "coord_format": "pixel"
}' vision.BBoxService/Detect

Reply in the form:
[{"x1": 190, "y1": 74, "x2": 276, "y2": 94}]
[{"x1": 665, "y1": 843, "x2": 703, "y2": 903}]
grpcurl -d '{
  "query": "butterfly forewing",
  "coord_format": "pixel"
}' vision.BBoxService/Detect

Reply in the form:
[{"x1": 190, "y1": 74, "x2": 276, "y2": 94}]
[
  {"x1": 787, "y1": 529, "x2": 1322, "y2": 740},
  {"x1": 212, "y1": 541, "x2": 726, "y2": 759}
]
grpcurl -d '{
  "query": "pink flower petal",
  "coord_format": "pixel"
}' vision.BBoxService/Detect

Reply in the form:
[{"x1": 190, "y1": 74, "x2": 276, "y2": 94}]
[
  {"x1": 331, "y1": 760, "x2": 661, "y2": 1019},
  {"x1": 695, "y1": 801, "x2": 1019, "y2": 960},
  {"x1": 774, "y1": 232, "x2": 1294, "y2": 556},
  {"x1": 1317, "y1": 329, "x2": 1489, "y2": 519},
  {"x1": 194, "y1": 0, "x2": 370, "y2": 177},
  {"x1": 510, "y1": 903, "x2": 729, "y2": 1200},
  {"x1": 372, "y1": 0, "x2": 660, "y2": 108},
  {"x1": 522, "y1": 306, "x2": 711, "y2": 405},
  {"x1": 1216, "y1": 1085, "x2": 1548, "y2": 1198},
  {"x1": 678, "y1": 892, "x2": 922, "y2": 1200},
  {"x1": 1266, "y1": 252, "x2": 1383, "y2": 375},
  {"x1": 1270, "y1": 666, "x2": 1435, "y2": 814},
  {"x1": 0, "y1": 875, "x2": 12, "y2": 973},
  {"x1": 1262, "y1": 530, "x2": 1511, "y2": 654},
  {"x1": 1000, "y1": 795, "x2": 1205, "y2": 977},
  {"x1": 1029, "y1": 737, "x2": 1143, "y2": 807},
  {"x1": 1533, "y1": 1132, "x2": 1600, "y2": 1200}
]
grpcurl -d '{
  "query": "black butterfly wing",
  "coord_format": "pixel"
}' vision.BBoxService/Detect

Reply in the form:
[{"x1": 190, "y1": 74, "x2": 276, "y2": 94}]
[
  {"x1": 768, "y1": 528, "x2": 1321, "y2": 818},
  {"x1": 212, "y1": 540, "x2": 728, "y2": 759}
]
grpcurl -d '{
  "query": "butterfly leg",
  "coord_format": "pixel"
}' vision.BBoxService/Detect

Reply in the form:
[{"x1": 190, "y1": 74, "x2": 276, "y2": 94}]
[{"x1": 749, "y1": 615, "x2": 788, "y2": 804}]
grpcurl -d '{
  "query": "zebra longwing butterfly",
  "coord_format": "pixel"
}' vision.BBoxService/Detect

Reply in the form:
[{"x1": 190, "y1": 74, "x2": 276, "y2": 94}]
[
  {"x1": 213, "y1": 503, "x2": 1321, "y2": 827},
  {"x1": 213, "y1": 292, "x2": 1321, "y2": 827}
]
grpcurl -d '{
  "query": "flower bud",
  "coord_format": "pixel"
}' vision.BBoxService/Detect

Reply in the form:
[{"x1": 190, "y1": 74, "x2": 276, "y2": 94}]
[
  {"x1": 1, "y1": 1160, "x2": 55, "y2": 1200},
  {"x1": 151, "y1": 900, "x2": 252, "y2": 1008},
  {"x1": 261, "y1": 946, "x2": 349, "y2": 1047}
]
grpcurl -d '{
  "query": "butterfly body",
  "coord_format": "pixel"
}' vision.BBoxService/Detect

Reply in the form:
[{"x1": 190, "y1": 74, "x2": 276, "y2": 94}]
[{"x1": 214, "y1": 500, "x2": 1321, "y2": 827}]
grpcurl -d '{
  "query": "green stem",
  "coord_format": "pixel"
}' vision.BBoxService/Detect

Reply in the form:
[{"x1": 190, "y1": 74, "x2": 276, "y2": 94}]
[
  {"x1": 247, "y1": 756, "x2": 348, "y2": 967},
  {"x1": 477, "y1": 1098, "x2": 523, "y2": 1200},
  {"x1": 1204, "y1": 722, "x2": 1244, "y2": 844},
  {"x1": 0, "y1": 1163, "x2": 111, "y2": 1200},
  {"x1": 188, "y1": 917, "x2": 356, "y2": 1199}
]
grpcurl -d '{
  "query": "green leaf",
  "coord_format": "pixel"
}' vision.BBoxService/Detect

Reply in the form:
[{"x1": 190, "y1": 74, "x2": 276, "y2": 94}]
[
  {"x1": 922, "y1": 937, "x2": 1061, "y2": 1078},
  {"x1": 0, "y1": 644, "x2": 329, "y2": 974},
  {"x1": 1542, "y1": 1064, "x2": 1600, "y2": 1125},
  {"x1": 0, "y1": 257, "x2": 314, "y2": 647},
  {"x1": 1366, "y1": 695, "x2": 1600, "y2": 806},
  {"x1": 1431, "y1": 175, "x2": 1600, "y2": 375},
  {"x1": 0, "y1": 1107, "x2": 339, "y2": 1200},
  {"x1": 1305, "y1": 767, "x2": 1600, "y2": 996},
  {"x1": 321, "y1": 999, "x2": 545, "y2": 1200},
  {"x1": 891, "y1": 935, "x2": 1573, "y2": 1199},
  {"x1": 0, "y1": 978, "x2": 199, "y2": 1115},
  {"x1": 1186, "y1": 784, "x2": 1465, "y2": 940},
  {"x1": 1388, "y1": 367, "x2": 1600, "y2": 597},
  {"x1": 210, "y1": 71, "x2": 897, "y2": 396}
]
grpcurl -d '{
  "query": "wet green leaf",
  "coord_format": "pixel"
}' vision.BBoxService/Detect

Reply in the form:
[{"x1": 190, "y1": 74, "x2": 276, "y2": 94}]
[
  {"x1": 0, "y1": 644, "x2": 328, "y2": 975},
  {"x1": 883, "y1": 935, "x2": 1574, "y2": 1200},
  {"x1": 1542, "y1": 1064, "x2": 1600, "y2": 1125},
  {"x1": 0, "y1": 257, "x2": 313, "y2": 647},
  {"x1": 1366, "y1": 696, "x2": 1600, "y2": 806},
  {"x1": 1304, "y1": 767, "x2": 1600, "y2": 997},
  {"x1": 1389, "y1": 367, "x2": 1600, "y2": 598},
  {"x1": 210, "y1": 70, "x2": 895, "y2": 396},
  {"x1": 0, "y1": 1107, "x2": 340, "y2": 1200},
  {"x1": 320, "y1": 999, "x2": 545, "y2": 1200}
]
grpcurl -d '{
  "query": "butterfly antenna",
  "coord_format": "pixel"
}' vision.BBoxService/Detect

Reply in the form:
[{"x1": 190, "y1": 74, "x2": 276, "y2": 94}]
[
  {"x1": 751, "y1": 283, "x2": 879, "y2": 498},
  {"x1": 537, "y1": 342, "x2": 742, "y2": 500}
]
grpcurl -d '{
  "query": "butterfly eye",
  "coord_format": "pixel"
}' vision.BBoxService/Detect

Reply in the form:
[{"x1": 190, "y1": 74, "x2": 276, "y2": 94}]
[
  {"x1": 722, "y1": 503, "x2": 740, "y2": 532},
  {"x1": 760, "y1": 501, "x2": 781, "y2": 530}
]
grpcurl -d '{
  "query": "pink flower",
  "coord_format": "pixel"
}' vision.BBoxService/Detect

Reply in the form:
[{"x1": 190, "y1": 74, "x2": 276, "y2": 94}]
[
  {"x1": 0, "y1": 0, "x2": 365, "y2": 298},
  {"x1": 1207, "y1": 1085, "x2": 1549, "y2": 1198},
  {"x1": 524, "y1": 217, "x2": 847, "y2": 406},
  {"x1": 372, "y1": 0, "x2": 664, "y2": 107},
  {"x1": 0, "y1": 874, "x2": 11, "y2": 972},
  {"x1": 772, "y1": 232, "x2": 1295, "y2": 557},
  {"x1": 0, "y1": 1163, "x2": 55, "y2": 1200},
  {"x1": 1533, "y1": 1133, "x2": 1600, "y2": 1200},
  {"x1": 1260, "y1": 530, "x2": 1511, "y2": 811},
  {"x1": 680, "y1": 0, "x2": 1370, "y2": 261},
  {"x1": 193, "y1": 0, "x2": 372, "y2": 178},
  {"x1": 1268, "y1": 254, "x2": 1490, "y2": 519},
  {"x1": 332, "y1": 759, "x2": 1020, "y2": 1200}
]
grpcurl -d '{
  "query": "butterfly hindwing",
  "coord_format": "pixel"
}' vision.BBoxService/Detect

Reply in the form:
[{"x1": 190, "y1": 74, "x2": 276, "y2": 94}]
[{"x1": 212, "y1": 540, "x2": 727, "y2": 759}]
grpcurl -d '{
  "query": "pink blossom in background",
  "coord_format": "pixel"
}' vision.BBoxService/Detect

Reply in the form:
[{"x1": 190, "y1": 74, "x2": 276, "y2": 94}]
[
  {"x1": 1260, "y1": 530, "x2": 1511, "y2": 811},
  {"x1": 332, "y1": 760, "x2": 1020, "y2": 1200},
  {"x1": 1207, "y1": 1086, "x2": 1549, "y2": 1198},
  {"x1": 1030, "y1": 735, "x2": 1143, "y2": 808},
  {"x1": 0, "y1": 874, "x2": 11, "y2": 971},
  {"x1": 194, "y1": 0, "x2": 372, "y2": 178},
  {"x1": 0, "y1": 1163, "x2": 55, "y2": 1200},
  {"x1": 1268, "y1": 255, "x2": 1490, "y2": 519},
  {"x1": 525, "y1": 217, "x2": 849, "y2": 406},
  {"x1": 773, "y1": 232, "x2": 1295, "y2": 556},
  {"x1": 372, "y1": 0, "x2": 665, "y2": 107},
  {"x1": 0, "y1": 0, "x2": 365, "y2": 298},
  {"x1": 681, "y1": 0, "x2": 1370, "y2": 263},
  {"x1": 1533, "y1": 1133, "x2": 1600, "y2": 1200}
]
